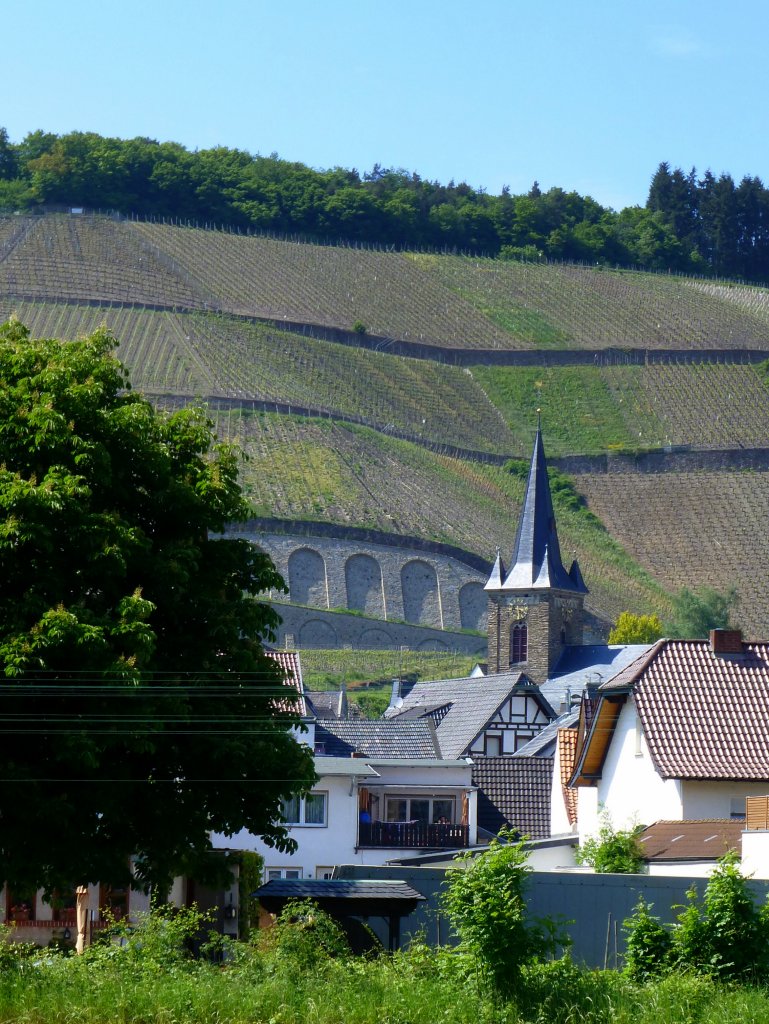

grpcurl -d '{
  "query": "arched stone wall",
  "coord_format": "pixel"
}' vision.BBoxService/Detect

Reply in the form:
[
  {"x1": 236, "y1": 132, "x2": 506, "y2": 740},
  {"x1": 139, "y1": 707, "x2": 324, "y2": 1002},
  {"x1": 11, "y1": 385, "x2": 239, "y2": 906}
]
[
  {"x1": 345, "y1": 554, "x2": 385, "y2": 617},
  {"x1": 288, "y1": 547, "x2": 327, "y2": 607},
  {"x1": 417, "y1": 637, "x2": 449, "y2": 651},
  {"x1": 358, "y1": 627, "x2": 395, "y2": 649},
  {"x1": 459, "y1": 581, "x2": 487, "y2": 631},
  {"x1": 401, "y1": 559, "x2": 441, "y2": 628},
  {"x1": 298, "y1": 618, "x2": 339, "y2": 647}
]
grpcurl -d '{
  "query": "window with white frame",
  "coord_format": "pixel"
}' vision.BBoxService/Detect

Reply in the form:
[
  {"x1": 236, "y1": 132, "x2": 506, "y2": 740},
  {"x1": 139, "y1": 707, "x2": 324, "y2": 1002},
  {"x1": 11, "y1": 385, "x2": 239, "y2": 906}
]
[
  {"x1": 280, "y1": 792, "x2": 328, "y2": 826},
  {"x1": 385, "y1": 796, "x2": 455, "y2": 823},
  {"x1": 315, "y1": 866, "x2": 335, "y2": 880},
  {"x1": 266, "y1": 868, "x2": 302, "y2": 881},
  {"x1": 485, "y1": 733, "x2": 502, "y2": 756}
]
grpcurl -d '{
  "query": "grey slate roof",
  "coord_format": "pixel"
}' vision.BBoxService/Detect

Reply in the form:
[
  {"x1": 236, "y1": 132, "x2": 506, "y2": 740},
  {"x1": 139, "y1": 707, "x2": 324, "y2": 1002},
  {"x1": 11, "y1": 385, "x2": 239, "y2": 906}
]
[
  {"x1": 486, "y1": 423, "x2": 587, "y2": 595},
  {"x1": 306, "y1": 690, "x2": 347, "y2": 719},
  {"x1": 471, "y1": 756, "x2": 553, "y2": 840},
  {"x1": 514, "y1": 710, "x2": 579, "y2": 757},
  {"x1": 387, "y1": 672, "x2": 554, "y2": 759},
  {"x1": 255, "y1": 879, "x2": 425, "y2": 901},
  {"x1": 540, "y1": 643, "x2": 654, "y2": 712},
  {"x1": 315, "y1": 719, "x2": 441, "y2": 759}
]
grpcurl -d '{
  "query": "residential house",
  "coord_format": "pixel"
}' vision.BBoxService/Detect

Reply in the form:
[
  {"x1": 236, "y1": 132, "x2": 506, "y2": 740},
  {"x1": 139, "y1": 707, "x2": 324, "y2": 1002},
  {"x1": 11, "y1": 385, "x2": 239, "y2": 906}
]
[
  {"x1": 214, "y1": 716, "x2": 478, "y2": 882},
  {"x1": 570, "y1": 630, "x2": 769, "y2": 844}
]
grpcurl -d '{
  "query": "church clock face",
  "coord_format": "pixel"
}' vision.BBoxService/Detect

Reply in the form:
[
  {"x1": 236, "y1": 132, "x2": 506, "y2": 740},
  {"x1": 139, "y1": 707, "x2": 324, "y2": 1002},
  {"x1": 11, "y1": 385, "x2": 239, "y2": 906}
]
[{"x1": 512, "y1": 604, "x2": 528, "y2": 621}]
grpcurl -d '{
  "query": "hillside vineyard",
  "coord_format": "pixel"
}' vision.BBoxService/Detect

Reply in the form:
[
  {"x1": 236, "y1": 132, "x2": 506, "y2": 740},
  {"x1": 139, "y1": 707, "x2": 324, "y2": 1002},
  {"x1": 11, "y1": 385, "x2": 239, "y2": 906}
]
[{"x1": 3, "y1": 213, "x2": 769, "y2": 633}]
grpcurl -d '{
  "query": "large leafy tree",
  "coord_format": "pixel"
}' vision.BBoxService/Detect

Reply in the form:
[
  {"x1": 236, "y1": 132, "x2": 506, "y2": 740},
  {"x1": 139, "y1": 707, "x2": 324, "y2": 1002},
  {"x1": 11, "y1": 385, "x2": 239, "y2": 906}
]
[{"x1": 0, "y1": 320, "x2": 315, "y2": 893}]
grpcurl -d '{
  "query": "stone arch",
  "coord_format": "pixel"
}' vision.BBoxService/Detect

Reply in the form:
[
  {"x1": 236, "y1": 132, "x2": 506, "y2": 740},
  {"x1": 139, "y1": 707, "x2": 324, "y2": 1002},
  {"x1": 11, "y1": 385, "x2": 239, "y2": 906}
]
[
  {"x1": 417, "y1": 637, "x2": 448, "y2": 651},
  {"x1": 358, "y1": 627, "x2": 395, "y2": 649},
  {"x1": 288, "y1": 547, "x2": 327, "y2": 607},
  {"x1": 345, "y1": 554, "x2": 385, "y2": 617},
  {"x1": 459, "y1": 581, "x2": 487, "y2": 631},
  {"x1": 401, "y1": 559, "x2": 441, "y2": 627},
  {"x1": 297, "y1": 619, "x2": 339, "y2": 648}
]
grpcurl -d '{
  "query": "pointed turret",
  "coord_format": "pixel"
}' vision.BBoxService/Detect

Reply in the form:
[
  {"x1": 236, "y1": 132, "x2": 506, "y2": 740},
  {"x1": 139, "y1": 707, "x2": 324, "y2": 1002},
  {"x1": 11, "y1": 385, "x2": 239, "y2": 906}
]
[{"x1": 484, "y1": 547, "x2": 506, "y2": 591}]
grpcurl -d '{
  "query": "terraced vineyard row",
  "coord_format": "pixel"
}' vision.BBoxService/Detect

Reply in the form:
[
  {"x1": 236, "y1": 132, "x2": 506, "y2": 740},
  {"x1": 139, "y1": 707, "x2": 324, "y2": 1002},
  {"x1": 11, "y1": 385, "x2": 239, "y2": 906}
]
[
  {"x1": 0, "y1": 215, "x2": 210, "y2": 309},
  {"x1": 5, "y1": 215, "x2": 769, "y2": 354},
  {"x1": 5, "y1": 299, "x2": 769, "y2": 457},
  {"x1": 201, "y1": 410, "x2": 669, "y2": 624},
  {"x1": 132, "y1": 221, "x2": 515, "y2": 349},
  {"x1": 638, "y1": 363, "x2": 769, "y2": 449},
  {"x1": 1, "y1": 301, "x2": 519, "y2": 454},
  {"x1": 412, "y1": 254, "x2": 769, "y2": 350},
  {"x1": 0, "y1": 300, "x2": 215, "y2": 395},
  {"x1": 576, "y1": 471, "x2": 769, "y2": 636}
]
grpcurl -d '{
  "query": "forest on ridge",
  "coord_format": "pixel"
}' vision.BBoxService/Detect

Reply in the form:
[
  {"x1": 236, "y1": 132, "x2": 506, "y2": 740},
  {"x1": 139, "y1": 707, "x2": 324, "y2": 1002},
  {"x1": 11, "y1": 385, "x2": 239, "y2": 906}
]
[{"x1": 1, "y1": 129, "x2": 768, "y2": 282}]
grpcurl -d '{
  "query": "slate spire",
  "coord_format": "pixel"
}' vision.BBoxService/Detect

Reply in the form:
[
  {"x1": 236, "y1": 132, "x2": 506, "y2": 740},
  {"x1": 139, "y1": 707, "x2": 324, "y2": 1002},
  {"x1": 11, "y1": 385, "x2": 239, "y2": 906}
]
[{"x1": 488, "y1": 417, "x2": 587, "y2": 594}]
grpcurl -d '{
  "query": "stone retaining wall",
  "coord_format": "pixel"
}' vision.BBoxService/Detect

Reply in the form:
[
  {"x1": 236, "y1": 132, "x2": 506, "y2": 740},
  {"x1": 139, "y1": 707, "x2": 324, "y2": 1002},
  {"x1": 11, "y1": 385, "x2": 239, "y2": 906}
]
[{"x1": 226, "y1": 525, "x2": 491, "y2": 642}]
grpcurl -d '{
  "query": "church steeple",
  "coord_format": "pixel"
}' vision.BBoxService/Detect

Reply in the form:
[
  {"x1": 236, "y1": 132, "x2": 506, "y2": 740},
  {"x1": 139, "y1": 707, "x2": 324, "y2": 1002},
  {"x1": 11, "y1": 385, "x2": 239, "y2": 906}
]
[
  {"x1": 485, "y1": 417, "x2": 587, "y2": 682},
  {"x1": 490, "y1": 417, "x2": 587, "y2": 594}
]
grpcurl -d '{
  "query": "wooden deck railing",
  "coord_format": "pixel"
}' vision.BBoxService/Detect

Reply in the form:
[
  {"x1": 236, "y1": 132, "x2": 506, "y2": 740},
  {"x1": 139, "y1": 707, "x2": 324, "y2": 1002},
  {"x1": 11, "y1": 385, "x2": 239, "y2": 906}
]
[{"x1": 359, "y1": 821, "x2": 469, "y2": 849}]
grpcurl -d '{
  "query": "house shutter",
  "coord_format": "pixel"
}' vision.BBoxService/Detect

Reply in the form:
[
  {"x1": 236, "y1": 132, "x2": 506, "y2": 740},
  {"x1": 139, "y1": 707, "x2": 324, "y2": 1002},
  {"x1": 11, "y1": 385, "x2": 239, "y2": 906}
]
[{"x1": 746, "y1": 795, "x2": 769, "y2": 830}]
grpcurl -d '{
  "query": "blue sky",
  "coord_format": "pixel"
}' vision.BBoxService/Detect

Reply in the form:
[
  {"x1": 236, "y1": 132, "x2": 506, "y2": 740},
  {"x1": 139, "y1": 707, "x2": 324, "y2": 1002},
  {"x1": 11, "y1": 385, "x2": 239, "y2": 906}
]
[{"x1": 4, "y1": 0, "x2": 769, "y2": 209}]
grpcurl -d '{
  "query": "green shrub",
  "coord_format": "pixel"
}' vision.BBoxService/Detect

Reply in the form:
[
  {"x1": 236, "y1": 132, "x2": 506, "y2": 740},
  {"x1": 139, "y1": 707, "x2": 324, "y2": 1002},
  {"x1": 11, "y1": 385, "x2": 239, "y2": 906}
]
[
  {"x1": 671, "y1": 852, "x2": 769, "y2": 982},
  {"x1": 623, "y1": 897, "x2": 673, "y2": 981},
  {"x1": 575, "y1": 813, "x2": 645, "y2": 873},
  {"x1": 236, "y1": 850, "x2": 264, "y2": 940},
  {"x1": 441, "y1": 830, "x2": 570, "y2": 999},
  {"x1": 261, "y1": 898, "x2": 350, "y2": 971}
]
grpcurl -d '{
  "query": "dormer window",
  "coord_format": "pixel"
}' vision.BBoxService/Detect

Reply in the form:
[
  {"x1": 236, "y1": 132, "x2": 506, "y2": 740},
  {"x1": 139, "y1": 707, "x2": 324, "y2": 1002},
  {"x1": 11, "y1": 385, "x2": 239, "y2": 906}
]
[{"x1": 511, "y1": 623, "x2": 528, "y2": 664}]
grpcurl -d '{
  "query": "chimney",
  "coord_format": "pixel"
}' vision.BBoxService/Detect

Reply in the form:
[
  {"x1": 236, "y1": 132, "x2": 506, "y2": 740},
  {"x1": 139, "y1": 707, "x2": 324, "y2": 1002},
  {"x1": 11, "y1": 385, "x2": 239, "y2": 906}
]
[{"x1": 710, "y1": 628, "x2": 743, "y2": 655}]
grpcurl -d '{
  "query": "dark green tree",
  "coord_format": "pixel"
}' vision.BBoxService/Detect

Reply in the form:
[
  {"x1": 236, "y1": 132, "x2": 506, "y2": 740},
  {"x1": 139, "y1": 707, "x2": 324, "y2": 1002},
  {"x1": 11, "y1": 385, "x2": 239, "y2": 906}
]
[
  {"x1": 0, "y1": 320, "x2": 315, "y2": 894},
  {"x1": 668, "y1": 585, "x2": 737, "y2": 639}
]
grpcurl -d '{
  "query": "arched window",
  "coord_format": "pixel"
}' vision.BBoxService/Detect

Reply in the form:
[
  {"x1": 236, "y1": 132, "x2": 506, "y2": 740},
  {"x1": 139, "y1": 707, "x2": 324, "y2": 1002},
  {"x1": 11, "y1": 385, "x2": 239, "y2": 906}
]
[{"x1": 510, "y1": 623, "x2": 528, "y2": 664}]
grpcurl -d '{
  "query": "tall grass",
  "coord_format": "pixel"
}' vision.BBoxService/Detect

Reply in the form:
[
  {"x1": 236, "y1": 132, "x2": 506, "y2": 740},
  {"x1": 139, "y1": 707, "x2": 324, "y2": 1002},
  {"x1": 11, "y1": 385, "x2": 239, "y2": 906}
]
[{"x1": 2, "y1": 914, "x2": 768, "y2": 1024}]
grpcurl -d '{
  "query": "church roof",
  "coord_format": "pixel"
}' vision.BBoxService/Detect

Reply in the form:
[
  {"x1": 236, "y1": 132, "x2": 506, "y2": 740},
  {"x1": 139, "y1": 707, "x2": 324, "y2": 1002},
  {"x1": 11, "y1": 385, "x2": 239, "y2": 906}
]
[{"x1": 487, "y1": 422, "x2": 587, "y2": 595}]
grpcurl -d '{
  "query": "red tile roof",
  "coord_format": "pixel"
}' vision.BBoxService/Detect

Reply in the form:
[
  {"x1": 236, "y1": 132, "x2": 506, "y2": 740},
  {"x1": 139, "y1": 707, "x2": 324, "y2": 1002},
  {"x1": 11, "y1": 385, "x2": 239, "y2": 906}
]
[
  {"x1": 601, "y1": 639, "x2": 769, "y2": 781},
  {"x1": 266, "y1": 650, "x2": 307, "y2": 717},
  {"x1": 558, "y1": 729, "x2": 578, "y2": 825}
]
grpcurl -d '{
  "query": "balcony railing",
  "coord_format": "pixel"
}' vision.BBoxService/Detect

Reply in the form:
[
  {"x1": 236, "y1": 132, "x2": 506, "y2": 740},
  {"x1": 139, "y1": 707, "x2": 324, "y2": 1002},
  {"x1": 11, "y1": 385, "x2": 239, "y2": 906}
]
[{"x1": 359, "y1": 820, "x2": 469, "y2": 849}]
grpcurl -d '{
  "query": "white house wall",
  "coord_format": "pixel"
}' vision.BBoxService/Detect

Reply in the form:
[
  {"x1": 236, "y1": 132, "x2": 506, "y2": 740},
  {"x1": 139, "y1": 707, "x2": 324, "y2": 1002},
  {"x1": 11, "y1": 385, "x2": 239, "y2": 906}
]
[
  {"x1": 218, "y1": 774, "x2": 359, "y2": 880},
  {"x1": 680, "y1": 780, "x2": 769, "y2": 820},
  {"x1": 646, "y1": 860, "x2": 722, "y2": 878},
  {"x1": 588, "y1": 697, "x2": 682, "y2": 836},
  {"x1": 215, "y1": 761, "x2": 477, "y2": 881},
  {"x1": 741, "y1": 830, "x2": 769, "y2": 879}
]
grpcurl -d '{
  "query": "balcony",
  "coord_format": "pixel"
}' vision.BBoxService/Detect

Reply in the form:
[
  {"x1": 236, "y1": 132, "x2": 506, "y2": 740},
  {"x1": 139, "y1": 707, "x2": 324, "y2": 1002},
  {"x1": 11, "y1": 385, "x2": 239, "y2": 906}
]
[{"x1": 358, "y1": 820, "x2": 469, "y2": 849}]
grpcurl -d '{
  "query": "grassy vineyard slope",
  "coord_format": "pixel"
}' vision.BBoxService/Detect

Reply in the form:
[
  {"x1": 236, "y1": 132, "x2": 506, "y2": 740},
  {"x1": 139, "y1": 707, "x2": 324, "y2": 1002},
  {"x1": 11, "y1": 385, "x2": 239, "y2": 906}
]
[
  {"x1": 576, "y1": 471, "x2": 769, "y2": 637},
  {"x1": 6, "y1": 215, "x2": 769, "y2": 351},
  {"x1": 6, "y1": 213, "x2": 769, "y2": 634},
  {"x1": 202, "y1": 411, "x2": 670, "y2": 626}
]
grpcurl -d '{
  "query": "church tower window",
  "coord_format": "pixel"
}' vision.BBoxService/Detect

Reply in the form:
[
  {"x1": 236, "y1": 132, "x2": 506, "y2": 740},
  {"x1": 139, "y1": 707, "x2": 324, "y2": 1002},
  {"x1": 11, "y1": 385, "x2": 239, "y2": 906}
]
[{"x1": 511, "y1": 623, "x2": 528, "y2": 664}]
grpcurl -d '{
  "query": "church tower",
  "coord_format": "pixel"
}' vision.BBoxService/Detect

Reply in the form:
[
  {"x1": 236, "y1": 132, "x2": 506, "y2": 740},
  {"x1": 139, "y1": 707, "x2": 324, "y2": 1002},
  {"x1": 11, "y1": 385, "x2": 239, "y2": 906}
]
[{"x1": 485, "y1": 417, "x2": 587, "y2": 684}]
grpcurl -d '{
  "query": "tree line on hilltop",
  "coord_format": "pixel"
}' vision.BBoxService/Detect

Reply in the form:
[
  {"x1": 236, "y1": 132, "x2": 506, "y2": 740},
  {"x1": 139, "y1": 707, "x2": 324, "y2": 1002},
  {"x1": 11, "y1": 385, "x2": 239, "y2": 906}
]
[{"x1": 1, "y1": 128, "x2": 769, "y2": 282}]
